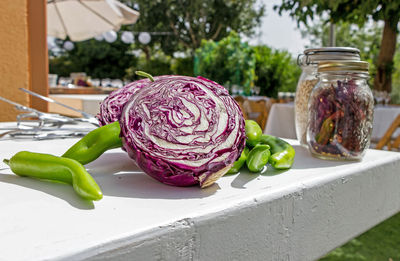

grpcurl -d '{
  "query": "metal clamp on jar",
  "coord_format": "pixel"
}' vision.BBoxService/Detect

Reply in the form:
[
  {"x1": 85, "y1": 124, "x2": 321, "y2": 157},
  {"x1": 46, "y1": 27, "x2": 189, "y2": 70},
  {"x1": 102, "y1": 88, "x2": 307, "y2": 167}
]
[
  {"x1": 307, "y1": 61, "x2": 374, "y2": 161},
  {"x1": 295, "y1": 47, "x2": 361, "y2": 147}
]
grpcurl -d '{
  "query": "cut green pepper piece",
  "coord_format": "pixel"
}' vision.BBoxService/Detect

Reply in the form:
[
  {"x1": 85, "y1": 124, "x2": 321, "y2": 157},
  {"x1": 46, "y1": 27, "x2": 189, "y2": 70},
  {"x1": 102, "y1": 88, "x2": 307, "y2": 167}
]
[
  {"x1": 246, "y1": 144, "x2": 270, "y2": 172},
  {"x1": 259, "y1": 134, "x2": 295, "y2": 169}
]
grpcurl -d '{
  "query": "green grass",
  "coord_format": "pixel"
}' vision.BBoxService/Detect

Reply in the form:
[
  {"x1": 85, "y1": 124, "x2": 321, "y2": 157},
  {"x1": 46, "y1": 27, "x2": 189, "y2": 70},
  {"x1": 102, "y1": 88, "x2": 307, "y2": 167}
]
[{"x1": 320, "y1": 212, "x2": 400, "y2": 261}]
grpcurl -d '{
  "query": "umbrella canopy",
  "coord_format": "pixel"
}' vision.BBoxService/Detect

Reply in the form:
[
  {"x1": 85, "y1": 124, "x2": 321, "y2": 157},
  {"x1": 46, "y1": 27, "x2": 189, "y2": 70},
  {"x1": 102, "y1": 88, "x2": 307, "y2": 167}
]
[{"x1": 47, "y1": 0, "x2": 139, "y2": 42}]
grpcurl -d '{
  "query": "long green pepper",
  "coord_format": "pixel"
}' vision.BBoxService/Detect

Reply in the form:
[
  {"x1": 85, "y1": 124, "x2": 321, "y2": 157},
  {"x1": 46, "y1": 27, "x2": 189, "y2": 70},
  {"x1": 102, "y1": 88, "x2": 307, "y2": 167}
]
[
  {"x1": 62, "y1": 121, "x2": 122, "y2": 165},
  {"x1": 61, "y1": 72, "x2": 152, "y2": 165},
  {"x1": 246, "y1": 144, "x2": 271, "y2": 172},
  {"x1": 4, "y1": 151, "x2": 103, "y2": 201}
]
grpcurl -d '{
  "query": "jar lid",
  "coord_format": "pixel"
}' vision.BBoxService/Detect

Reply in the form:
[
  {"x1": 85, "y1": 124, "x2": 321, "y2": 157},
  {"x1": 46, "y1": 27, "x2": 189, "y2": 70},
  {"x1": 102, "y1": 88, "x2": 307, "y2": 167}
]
[
  {"x1": 299, "y1": 47, "x2": 361, "y2": 66},
  {"x1": 317, "y1": 61, "x2": 369, "y2": 72}
]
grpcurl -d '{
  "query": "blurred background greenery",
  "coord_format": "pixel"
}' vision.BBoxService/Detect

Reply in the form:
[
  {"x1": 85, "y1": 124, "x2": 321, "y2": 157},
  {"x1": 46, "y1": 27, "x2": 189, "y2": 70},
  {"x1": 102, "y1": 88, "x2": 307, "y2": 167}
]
[{"x1": 49, "y1": 0, "x2": 400, "y2": 103}]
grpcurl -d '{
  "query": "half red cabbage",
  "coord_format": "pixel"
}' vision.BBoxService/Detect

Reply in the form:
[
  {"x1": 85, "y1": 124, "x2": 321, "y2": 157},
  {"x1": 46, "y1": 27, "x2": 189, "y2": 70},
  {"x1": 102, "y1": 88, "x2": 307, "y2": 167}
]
[
  {"x1": 97, "y1": 78, "x2": 151, "y2": 126},
  {"x1": 119, "y1": 76, "x2": 246, "y2": 188}
]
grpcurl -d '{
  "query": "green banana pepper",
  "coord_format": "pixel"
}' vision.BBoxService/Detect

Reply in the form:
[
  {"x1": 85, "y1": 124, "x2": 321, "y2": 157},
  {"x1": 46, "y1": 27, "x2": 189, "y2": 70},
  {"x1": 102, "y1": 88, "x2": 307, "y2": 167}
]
[
  {"x1": 245, "y1": 120, "x2": 263, "y2": 147},
  {"x1": 3, "y1": 151, "x2": 103, "y2": 201},
  {"x1": 259, "y1": 134, "x2": 295, "y2": 169},
  {"x1": 62, "y1": 121, "x2": 122, "y2": 165},
  {"x1": 246, "y1": 144, "x2": 271, "y2": 173},
  {"x1": 316, "y1": 117, "x2": 334, "y2": 145},
  {"x1": 315, "y1": 111, "x2": 343, "y2": 145},
  {"x1": 226, "y1": 147, "x2": 249, "y2": 174}
]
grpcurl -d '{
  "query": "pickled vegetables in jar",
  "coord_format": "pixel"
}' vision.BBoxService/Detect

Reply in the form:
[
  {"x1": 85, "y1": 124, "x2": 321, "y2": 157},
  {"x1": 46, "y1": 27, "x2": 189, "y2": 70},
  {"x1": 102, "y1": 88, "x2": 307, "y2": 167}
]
[{"x1": 307, "y1": 61, "x2": 374, "y2": 160}]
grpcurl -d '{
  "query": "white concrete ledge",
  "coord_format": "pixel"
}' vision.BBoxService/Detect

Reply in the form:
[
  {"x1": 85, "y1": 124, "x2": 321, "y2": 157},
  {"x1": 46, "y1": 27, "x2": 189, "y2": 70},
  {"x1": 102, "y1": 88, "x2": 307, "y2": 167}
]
[{"x1": 0, "y1": 136, "x2": 399, "y2": 261}]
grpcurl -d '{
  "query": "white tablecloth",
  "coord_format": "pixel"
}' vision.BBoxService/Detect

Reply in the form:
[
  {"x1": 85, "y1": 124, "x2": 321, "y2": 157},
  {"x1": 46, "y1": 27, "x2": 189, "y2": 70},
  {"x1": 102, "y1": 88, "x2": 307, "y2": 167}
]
[
  {"x1": 265, "y1": 103, "x2": 400, "y2": 142},
  {"x1": 265, "y1": 103, "x2": 296, "y2": 139},
  {"x1": 371, "y1": 105, "x2": 400, "y2": 142}
]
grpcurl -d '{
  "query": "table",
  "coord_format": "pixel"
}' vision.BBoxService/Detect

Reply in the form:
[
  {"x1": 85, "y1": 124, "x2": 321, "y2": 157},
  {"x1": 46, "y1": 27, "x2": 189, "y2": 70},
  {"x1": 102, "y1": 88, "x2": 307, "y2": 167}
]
[
  {"x1": 49, "y1": 94, "x2": 108, "y2": 117},
  {"x1": 1, "y1": 123, "x2": 400, "y2": 260},
  {"x1": 265, "y1": 103, "x2": 400, "y2": 142},
  {"x1": 371, "y1": 105, "x2": 400, "y2": 142},
  {"x1": 49, "y1": 87, "x2": 117, "y2": 95},
  {"x1": 265, "y1": 103, "x2": 296, "y2": 139}
]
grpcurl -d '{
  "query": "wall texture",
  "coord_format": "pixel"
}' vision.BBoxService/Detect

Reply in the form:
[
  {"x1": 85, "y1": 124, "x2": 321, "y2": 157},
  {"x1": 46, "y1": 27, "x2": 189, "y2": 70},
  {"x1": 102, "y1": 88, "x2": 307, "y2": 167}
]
[
  {"x1": 0, "y1": 0, "x2": 30, "y2": 121},
  {"x1": 0, "y1": 0, "x2": 48, "y2": 122},
  {"x1": 28, "y1": 0, "x2": 49, "y2": 113}
]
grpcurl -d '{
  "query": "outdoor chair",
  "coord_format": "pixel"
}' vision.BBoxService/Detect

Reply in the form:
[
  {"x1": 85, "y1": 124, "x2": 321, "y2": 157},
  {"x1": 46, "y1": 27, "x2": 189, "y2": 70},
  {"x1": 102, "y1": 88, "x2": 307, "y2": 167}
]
[
  {"x1": 234, "y1": 96, "x2": 276, "y2": 132},
  {"x1": 234, "y1": 96, "x2": 249, "y2": 119},
  {"x1": 246, "y1": 99, "x2": 269, "y2": 132},
  {"x1": 375, "y1": 113, "x2": 400, "y2": 151}
]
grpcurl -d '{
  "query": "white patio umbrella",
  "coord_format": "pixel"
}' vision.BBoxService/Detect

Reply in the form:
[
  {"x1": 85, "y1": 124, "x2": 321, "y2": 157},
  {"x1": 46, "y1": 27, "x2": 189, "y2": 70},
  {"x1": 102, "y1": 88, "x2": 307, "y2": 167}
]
[{"x1": 47, "y1": 0, "x2": 140, "y2": 42}]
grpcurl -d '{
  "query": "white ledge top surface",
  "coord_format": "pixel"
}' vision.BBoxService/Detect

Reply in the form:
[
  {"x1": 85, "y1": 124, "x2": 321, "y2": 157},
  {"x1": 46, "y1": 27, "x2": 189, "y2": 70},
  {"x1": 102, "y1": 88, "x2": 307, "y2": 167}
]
[{"x1": 0, "y1": 134, "x2": 400, "y2": 260}]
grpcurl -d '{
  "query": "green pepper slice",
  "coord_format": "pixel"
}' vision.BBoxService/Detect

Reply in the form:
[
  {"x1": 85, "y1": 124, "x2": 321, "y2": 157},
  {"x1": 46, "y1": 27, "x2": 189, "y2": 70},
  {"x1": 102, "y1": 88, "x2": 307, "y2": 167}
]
[
  {"x1": 259, "y1": 134, "x2": 295, "y2": 169},
  {"x1": 246, "y1": 144, "x2": 271, "y2": 173}
]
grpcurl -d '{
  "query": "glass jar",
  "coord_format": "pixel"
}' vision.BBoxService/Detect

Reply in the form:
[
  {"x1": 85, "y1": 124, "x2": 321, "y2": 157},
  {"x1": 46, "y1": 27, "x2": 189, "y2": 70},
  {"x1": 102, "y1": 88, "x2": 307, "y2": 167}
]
[
  {"x1": 307, "y1": 61, "x2": 374, "y2": 161},
  {"x1": 295, "y1": 47, "x2": 361, "y2": 147}
]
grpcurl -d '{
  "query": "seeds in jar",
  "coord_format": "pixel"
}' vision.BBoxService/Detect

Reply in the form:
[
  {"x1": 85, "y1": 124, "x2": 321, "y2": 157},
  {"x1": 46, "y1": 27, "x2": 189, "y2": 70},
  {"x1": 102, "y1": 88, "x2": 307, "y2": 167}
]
[{"x1": 295, "y1": 79, "x2": 318, "y2": 146}]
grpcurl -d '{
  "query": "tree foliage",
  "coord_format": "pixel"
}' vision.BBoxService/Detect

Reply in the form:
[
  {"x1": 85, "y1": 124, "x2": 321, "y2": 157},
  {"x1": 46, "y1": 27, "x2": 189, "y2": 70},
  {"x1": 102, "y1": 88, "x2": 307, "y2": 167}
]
[
  {"x1": 50, "y1": 0, "x2": 265, "y2": 80},
  {"x1": 125, "y1": 48, "x2": 173, "y2": 81},
  {"x1": 194, "y1": 32, "x2": 256, "y2": 95},
  {"x1": 300, "y1": 20, "x2": 384, "y2": 85},
  {"x1": 194, "y1": 32, "x2": 300, "y2": 97},
  {"x1": 122, "y1": 0, "x2": 265, "y2": 54},
  {"x1": 275, "y1": 0, "x2": 399, "y2": 29},
  {"x1": 391, "y1": 51, "x2": 400, "y2": 104},
  {"x1": 49, "y1": 37, "x2": 137, "y2": 79},
  {"x1": 275, "y1": 0, "x2": 400, "y2": 92},
  {"x1": 254, "y1": 46, "x2": 301, "y2": 97},
  {"x1": 301, "y1": 20, "x2": 382, "y2": 60}
]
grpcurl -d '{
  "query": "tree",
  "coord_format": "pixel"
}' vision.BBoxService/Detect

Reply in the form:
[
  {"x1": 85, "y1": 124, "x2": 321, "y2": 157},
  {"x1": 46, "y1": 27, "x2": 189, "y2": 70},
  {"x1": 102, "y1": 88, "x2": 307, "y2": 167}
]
[
  {"x1": 194, "y1": 32, "x2": 256, "y2": 95},
  {"x1": 300, "y1": 20, "x2": 384, "y2": 84},
  {"x1": 125, "y1": 48, "x2": 173, "y2": 80},
  {"x1": 301, "y1": 20, "x2": 382, "y2": 61},
  {"x1": 194, "y1": 32, "x2": 301, "y2": 97},
  {"x1": 391, "y1": 51, "x2": 400, "y2": 104},
  {"x1": 49, "y1": 38, "x2": 137, "y2": 79},
  {"x1": 275, "y1": 0, "x2": 400, "y2": 92},
  {"x1": 50, "y1": 0, "x2": 265, "y2": 78},
  {"x1": 254, "y1": 46, "x2": 300, "y2": 97},
  {"x1": 122, "y1": 0, "x2": 265, "y2": 55}
]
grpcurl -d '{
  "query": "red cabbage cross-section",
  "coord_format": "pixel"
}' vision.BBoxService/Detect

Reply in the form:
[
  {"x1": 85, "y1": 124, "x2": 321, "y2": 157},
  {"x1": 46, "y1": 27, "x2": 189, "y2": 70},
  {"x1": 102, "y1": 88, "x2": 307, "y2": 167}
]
[
  {"x1": 97, "y1": 78, "x2": 151, "y2": 126},
  {"x1": 120, "y1": 76, "x2": 246, "y2": 188}
]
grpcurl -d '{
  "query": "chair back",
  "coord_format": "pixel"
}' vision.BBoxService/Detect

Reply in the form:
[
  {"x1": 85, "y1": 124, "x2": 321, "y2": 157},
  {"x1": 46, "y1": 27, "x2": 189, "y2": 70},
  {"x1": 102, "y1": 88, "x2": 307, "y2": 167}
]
[
  {"x1": 246, "y1": 99, "x2": 269, "y2": 131},
  {"x1": 376, "y1": 114, "x2": 400, "y2": 151},
  {"x1": 234, "y1": 96, "x2": 276, "y2": 132},
  {"x1": 234, "y1": 96, "x2": 248, "y2": 119}
]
